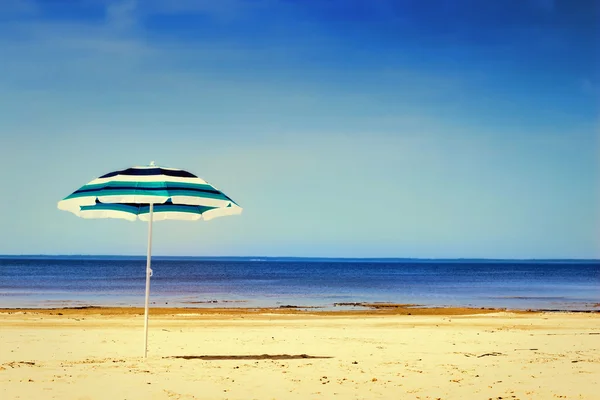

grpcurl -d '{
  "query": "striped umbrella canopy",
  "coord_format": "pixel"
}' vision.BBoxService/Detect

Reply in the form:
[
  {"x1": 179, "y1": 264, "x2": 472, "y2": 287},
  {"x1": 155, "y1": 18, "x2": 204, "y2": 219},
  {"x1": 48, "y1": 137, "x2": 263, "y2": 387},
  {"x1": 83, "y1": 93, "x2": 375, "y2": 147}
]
[
  {"x1": 58, "y1": 163, "x2": 241, "y2": 221},
  {"x1": 57, "y1": 162, "x2": 242, "y2": 357}
]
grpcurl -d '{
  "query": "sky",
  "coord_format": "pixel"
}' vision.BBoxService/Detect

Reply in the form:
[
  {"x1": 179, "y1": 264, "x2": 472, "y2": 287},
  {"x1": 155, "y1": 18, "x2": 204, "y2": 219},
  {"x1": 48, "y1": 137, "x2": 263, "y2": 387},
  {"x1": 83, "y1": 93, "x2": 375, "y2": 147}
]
[{"x1": 0, "y1": 0, "x2": 598, "y2": 259}]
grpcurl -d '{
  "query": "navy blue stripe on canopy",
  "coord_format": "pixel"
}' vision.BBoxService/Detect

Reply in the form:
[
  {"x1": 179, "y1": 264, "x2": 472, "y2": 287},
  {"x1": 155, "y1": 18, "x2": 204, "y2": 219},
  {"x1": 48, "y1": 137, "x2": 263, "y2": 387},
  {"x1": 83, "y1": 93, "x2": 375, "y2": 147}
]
[
  {"x1": 73, "y1": 185, "x2": 222, "y2": 196},
  {"x1": 79, "y1": 199, "x2": 217, "y2": 215},
  {"x1": 99, "y1": 168, "x2": 197, "y2": 179}
]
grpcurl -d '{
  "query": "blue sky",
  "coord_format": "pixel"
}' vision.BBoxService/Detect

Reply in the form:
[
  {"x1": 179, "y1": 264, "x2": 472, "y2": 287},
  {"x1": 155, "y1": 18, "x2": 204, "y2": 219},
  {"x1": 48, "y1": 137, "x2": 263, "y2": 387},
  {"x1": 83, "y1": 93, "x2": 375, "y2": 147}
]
[{"x1": 0, "y1": 0, "x2": 598, "y2": 258}]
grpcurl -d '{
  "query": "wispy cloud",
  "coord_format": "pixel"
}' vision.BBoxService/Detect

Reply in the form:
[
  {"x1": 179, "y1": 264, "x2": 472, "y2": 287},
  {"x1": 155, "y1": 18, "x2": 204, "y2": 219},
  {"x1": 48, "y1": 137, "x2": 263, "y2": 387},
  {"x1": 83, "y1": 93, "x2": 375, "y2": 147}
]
[
  {"x1": 0, "y1": 0, "x2": 285, "y2": 72},
  {"x1": 106, "y1": 0, "x2": 138, "y2": 31},
  {"x1": 0, "y1": 0, "x2": 39, "y2": 16},
  {"x1": 144, "y1": 0, "x2": 273, "y2": 20},
  {"x1": 580, "y1": 78, "x2": 599, "y2": 96},
  {"x1": 529, "y1": 0, "x2": 556, "y2": 12}
]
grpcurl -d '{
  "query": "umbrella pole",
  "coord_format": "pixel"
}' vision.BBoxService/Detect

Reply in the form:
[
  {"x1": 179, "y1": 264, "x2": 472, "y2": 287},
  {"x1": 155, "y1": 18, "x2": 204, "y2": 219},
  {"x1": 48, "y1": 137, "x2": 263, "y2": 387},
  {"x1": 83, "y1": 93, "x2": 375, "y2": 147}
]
[{"x1": 143, "y1": 203, "x2": 154, "y2": 358}]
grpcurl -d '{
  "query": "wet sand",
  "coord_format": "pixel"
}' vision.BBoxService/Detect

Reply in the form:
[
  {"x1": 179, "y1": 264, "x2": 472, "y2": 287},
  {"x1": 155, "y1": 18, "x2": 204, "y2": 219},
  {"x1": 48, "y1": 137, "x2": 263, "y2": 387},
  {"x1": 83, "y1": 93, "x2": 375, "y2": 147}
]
[
  {"x1": 0, "y1": 304, "x2": 508, "y2": 316},
  {"x1": 0, "y1": 307, "x2": 598, "y2": 399}
]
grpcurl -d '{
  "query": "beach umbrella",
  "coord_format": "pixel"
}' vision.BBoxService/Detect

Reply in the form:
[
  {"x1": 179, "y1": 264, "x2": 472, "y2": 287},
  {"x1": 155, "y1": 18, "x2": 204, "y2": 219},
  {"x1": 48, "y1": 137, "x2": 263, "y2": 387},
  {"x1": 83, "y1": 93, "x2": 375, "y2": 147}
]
[{"x1": 57, "y1": 162, "x2": 242, "y2": 357}]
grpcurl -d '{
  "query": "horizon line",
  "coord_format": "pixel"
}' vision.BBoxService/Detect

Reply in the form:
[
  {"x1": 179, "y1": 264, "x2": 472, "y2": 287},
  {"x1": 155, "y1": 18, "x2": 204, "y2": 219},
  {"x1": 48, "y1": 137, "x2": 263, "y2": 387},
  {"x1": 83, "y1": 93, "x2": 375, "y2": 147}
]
[{"x1": 0, "y1": 254, "x2": 598, "y2": 262}]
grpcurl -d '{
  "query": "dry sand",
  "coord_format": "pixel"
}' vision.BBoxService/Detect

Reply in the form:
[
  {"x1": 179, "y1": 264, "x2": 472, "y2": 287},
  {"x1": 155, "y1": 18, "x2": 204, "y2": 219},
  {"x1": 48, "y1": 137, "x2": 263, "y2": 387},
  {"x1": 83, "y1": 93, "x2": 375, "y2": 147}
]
[{"x1": 0, "y1": 307, "x2": 598, "y2": 399}]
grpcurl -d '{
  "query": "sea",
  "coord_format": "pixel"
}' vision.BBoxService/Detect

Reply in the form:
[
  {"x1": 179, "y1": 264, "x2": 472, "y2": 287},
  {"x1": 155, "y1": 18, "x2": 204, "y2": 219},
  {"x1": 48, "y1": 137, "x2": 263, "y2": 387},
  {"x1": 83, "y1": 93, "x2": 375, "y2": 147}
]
[{"x1": 0, "y1": 256, "x2": 598, "y2": 311}]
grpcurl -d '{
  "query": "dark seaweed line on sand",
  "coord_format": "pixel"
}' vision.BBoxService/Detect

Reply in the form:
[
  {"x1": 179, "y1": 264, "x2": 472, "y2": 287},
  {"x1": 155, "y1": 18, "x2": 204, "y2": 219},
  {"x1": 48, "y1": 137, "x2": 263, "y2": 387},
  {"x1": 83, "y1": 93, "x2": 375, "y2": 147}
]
[{"x1": 167, "y1": 354, "x2": 331, "y2": 360}]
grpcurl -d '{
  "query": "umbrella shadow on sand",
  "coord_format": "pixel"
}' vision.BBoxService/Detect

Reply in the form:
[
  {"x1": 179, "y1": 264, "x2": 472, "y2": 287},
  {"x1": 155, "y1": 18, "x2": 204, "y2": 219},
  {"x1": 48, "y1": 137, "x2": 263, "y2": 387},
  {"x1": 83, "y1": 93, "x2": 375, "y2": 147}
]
[{"x1": 166, "y1": 354, "x2": 333, "y2": 361}]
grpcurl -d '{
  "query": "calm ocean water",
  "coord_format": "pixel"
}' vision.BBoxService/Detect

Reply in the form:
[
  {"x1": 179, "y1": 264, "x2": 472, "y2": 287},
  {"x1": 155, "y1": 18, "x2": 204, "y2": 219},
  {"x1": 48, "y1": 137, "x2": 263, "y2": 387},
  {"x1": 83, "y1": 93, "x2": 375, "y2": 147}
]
[{"x1": 0, "y1": 257, "x2": 598, "y2": 311}]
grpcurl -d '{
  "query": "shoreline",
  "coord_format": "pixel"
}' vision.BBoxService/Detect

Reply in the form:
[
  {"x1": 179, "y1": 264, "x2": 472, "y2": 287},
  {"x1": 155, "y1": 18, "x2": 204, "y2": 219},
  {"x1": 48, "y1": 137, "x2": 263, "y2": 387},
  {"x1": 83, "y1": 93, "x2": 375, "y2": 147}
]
[{"x1": 1, "y1": 304, "x2": 599, "y2": 316}]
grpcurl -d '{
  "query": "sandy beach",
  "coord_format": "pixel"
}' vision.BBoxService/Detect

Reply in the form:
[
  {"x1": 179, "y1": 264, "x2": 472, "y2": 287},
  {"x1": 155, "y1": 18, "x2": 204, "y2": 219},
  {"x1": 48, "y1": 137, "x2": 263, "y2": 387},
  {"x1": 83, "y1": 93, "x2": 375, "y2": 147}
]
[{"x1": 0, "y1": 307, "x2": 598, "y2": 400}]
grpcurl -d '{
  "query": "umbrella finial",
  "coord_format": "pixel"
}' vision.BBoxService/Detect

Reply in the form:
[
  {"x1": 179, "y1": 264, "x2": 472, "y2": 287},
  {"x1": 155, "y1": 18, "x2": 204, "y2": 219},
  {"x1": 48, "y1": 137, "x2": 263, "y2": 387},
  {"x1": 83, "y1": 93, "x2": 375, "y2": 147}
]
[{"x1": 150, "y1": 161, "x2": 156, "y2": 166}]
